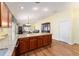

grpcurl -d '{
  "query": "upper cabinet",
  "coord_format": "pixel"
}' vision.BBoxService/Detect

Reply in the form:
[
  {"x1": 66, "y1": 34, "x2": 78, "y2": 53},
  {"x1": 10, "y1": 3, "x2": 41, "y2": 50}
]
[
  {"x1": 1, "y1": 2, "x2": 8, "y2": 27},
  {"x1": 0, "y1": 2, "x2": 12, "y2": 27}
]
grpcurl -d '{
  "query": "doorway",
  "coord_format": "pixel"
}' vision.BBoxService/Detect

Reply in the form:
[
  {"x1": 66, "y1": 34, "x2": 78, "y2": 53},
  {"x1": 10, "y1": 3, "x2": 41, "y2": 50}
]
[{"x1": 58, "y1": 20, "x2": 72, "y2": 44}]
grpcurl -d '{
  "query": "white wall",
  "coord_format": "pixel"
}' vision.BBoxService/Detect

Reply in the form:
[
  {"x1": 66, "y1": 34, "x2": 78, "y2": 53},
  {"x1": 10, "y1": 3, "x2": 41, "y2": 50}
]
[
  {"x1": 70, "y1": 4, "x2": 79, "y2": 44},
  {"x1": 33, "y1": 10, "x2": 73, "y2": 44}
]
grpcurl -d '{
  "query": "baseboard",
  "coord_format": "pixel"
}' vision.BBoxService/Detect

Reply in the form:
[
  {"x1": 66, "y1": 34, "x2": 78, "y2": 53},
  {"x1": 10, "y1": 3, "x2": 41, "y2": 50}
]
[
  {"x1": 73, "y1": 41, "x2": 79, "y2": 45},
  {"x1": 53, "y1": 38, "x2": 74, "y2": 45}
]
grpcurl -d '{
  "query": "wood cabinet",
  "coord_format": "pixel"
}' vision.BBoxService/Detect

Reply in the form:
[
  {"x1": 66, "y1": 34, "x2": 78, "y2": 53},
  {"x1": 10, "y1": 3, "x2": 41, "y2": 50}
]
[
  {"x1": 43, "y1": 35, "x2": 52, "y2": 46},
  {"x1": 16, "y1": 34, "x2": 52, "y2": 55},
  {"x1": 17, "y1": 38, "x2": 29, "y2": 55},
  {"x1": 1, "y1": 2, "x2": 8, "y2": 27},
  {"x1": 29, "y1": 37, "x2": 37, "y2": 50},
  {"x1": 0, "y1": 2, "x2": 12, "y2": 27},
  {"x1": 37, "y1": 36, "x2": 43, "y2": 48},
  {"x1": 47, "y1": 35, "x2": 52, "y2": 44},
  {"x1": 37, "y1": 35, "x2": 52, "y2": 48},
  {"x1": 42, "y1": 35, "x2": 49, "y2": 46}
]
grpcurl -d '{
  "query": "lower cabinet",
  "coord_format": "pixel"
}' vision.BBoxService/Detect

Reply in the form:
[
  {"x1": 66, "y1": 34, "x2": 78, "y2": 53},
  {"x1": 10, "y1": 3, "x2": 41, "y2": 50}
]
[
  {"x1": 42, "y1": 35, "x2": 49, "y2": 46},
  {"x1": 48, "y1": 35, "x2": 52, "y2": 44},
  {"x1": 29, "y1": 37, "x2": 37, "y2": 50},
  {"x1": 16, "y1": 38, "x2": 29, "y2": 55},
  {"x1": 15, "y1": 34, "x2": 52, "y2": 56},
  {"x1": 37, "y1": 36, "x2": 43, "y2": 48}
]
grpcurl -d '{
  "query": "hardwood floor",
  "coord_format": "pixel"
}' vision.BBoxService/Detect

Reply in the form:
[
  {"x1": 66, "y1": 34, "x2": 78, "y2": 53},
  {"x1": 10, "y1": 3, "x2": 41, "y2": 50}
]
[{"x1": 21, "y1": 40, "x2": 79, "y2": 56}]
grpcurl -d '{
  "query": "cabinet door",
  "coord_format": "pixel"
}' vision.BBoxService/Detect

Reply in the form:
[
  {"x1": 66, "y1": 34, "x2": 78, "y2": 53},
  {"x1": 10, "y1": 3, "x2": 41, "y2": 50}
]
[
  {"x1": 1, "y1": 3, "x2": 8, "y2": 27},
  {"x1": 47, "y1": 35, "x2": 52, "y2": 44},
  {"x1": 29, "y1": 37, "x2": 37, "y2": 50},
  {"x1": 17, "y1": 38, "x2": 29, "y2": 55},
  {"x1": 37, "y1": 36, "x2": 43, "y2": 48},
  {"x1": 42, "y1": 35, "x2": 48, "y2": 46},
  {"x1": 42, "y1": 35, "x2": 52, "y2": 46}
]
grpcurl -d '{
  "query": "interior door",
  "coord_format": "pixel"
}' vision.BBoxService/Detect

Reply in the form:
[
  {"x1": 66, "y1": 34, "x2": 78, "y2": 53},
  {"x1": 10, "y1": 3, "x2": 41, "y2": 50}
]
[{"x1": 59, "y1": 20, "x2": 72, "y2": 44}]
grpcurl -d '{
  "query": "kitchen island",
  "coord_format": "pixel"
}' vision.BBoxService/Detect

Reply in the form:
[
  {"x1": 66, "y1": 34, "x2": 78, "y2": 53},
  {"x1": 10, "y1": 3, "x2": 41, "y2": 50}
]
[{"x1": 15, "y1": 33, "x2": 52, "y2": 56}]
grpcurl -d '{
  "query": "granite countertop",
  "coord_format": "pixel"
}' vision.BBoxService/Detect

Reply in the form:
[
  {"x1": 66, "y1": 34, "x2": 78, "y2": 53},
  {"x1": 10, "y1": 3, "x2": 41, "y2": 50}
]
[
  {"x1": 18, "y1": 33, "x2": 52, "y2": 38},
  {"x1": 5, "y1": 38, "x2": 18, "y2": 56},
  {"x1": 0, "y1": 35, "x2": 18, "y2": 56},
  {"x1": 5, "y1": 35, "x2": 18, "y2": 56}
]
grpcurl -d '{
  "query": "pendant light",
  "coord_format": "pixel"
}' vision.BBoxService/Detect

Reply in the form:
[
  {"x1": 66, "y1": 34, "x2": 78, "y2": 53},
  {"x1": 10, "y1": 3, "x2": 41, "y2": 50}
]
[{"x1": 25, "y1": 16, "x2": 31, "y2": 27}]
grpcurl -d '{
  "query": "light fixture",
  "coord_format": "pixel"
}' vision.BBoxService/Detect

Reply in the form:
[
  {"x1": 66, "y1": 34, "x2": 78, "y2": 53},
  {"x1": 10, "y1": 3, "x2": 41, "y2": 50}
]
[
  {"x1": 35, "y1": 2, "x2": 40, "y2": 4},
  {"x1": 20, "y1": 6, "x2": 24, "y2": 10},
  {"x1": 23, "y1": 16, "x2": 31, "y2": 27},
  {"x1": 32, "y1": 7, "x2": 39, "y2": 11},
  {"x1": 43, "y1": 8, "x2": 49, "y2": 12}
]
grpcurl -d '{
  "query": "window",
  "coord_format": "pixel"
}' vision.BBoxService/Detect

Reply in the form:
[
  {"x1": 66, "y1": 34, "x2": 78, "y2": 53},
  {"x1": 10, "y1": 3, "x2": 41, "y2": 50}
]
[{"x1": 41, "y1": 22, "x2": 50, "y2": 33}]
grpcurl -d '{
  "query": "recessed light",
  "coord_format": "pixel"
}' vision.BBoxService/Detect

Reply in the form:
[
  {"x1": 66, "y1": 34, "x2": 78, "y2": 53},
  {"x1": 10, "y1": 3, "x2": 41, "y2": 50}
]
[
  {"x1": 43, "y1": 8, "x2": 49, "y2": 12},
  {"x1": 35, "y1": 2, "x2": 40, "y2": 4},
  {"x1": 20, "y1": 6, "x2": 24, "y2": 10},
  {"x1": 32, "y1": 7, "x2": 39, "y2": 11}
]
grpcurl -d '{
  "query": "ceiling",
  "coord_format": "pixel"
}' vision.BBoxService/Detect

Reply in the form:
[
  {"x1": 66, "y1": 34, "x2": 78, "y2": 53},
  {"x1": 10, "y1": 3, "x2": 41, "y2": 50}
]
[{"x1": 6, "y1": 2, "x2": 70, "y2": 25}]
